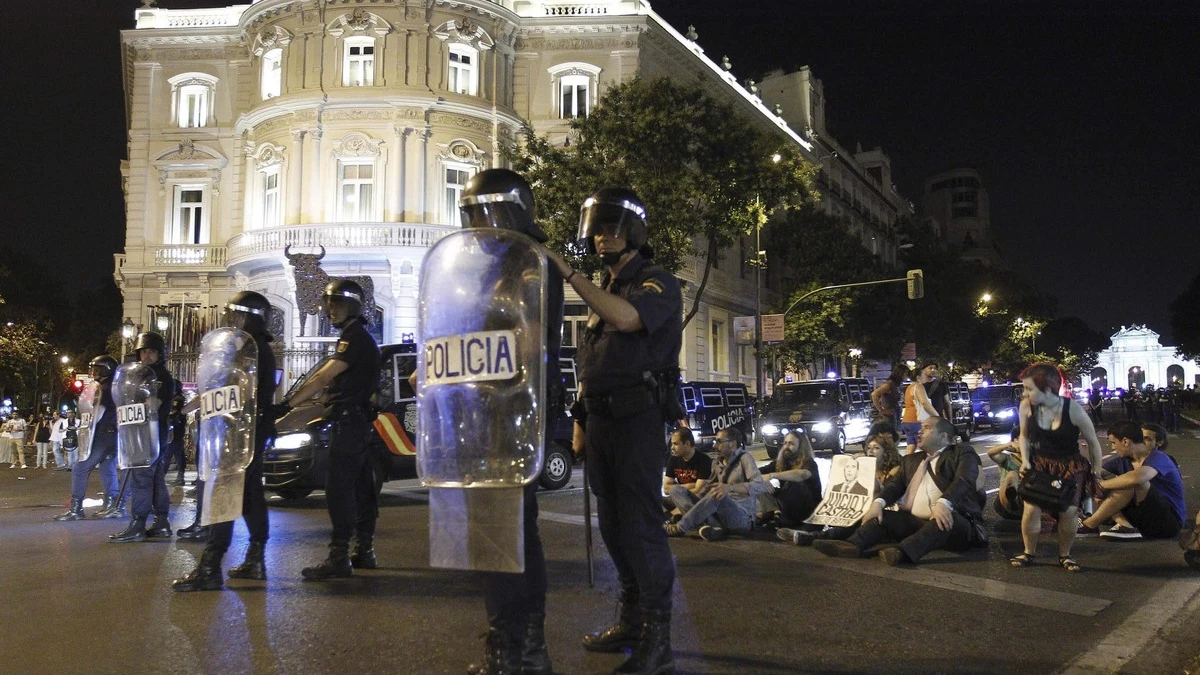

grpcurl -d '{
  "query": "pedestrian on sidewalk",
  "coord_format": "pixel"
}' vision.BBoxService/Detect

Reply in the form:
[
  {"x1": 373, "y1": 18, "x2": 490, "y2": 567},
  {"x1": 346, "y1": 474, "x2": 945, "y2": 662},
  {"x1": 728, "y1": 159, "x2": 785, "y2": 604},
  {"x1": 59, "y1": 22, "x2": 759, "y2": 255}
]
[
  {"x1": 34, "y1": 413, "x2": 52, "y2": 468},
  {"x1": 49, "y1": 411, "x2": 68, "y2": 469},
  {"x1": 901, "y1": 366, "x2": 939, "y2": 450},
  {"x1": 7, "y1": 412, "x2": 28, "y2": 469},
  {"x1": 61, "y1": 411, "x2": 79, "y2": 469}
]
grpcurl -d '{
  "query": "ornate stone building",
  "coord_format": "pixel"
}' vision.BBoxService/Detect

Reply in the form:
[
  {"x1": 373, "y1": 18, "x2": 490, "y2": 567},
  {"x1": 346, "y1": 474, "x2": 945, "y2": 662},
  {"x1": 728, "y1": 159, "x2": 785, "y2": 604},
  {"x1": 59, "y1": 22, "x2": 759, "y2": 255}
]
[
  {"x1": 116, "y1": 0, "x2": 904, "y2": 390},
  {"x1": 1091, "y1": 325, "x2": 1199, "y2": 391}
]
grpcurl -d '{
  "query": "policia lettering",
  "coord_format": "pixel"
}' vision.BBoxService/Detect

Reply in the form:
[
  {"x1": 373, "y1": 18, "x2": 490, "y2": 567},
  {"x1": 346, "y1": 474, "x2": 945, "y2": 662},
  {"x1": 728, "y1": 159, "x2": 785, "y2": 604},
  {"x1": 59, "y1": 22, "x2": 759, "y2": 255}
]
[
  {"x1": 424, "y1": 330, "x2": 517, "y2": 385},
  {"x1": 546, "y1": 187, "x2": 682, "y2": 675}
]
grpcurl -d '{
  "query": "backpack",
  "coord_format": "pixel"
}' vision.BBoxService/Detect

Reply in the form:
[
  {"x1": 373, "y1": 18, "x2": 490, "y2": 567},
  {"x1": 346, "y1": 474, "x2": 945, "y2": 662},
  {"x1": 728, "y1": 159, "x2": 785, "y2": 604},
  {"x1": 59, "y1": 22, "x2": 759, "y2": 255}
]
[{"x1": 63, "y1": 428, "x2": 78, "y2": 449}]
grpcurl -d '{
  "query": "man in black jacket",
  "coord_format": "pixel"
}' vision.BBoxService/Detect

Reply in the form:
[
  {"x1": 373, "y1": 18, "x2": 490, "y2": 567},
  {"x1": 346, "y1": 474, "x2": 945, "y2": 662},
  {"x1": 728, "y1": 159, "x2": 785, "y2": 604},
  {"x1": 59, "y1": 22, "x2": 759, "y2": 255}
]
[{"x1": 813, "y1": 416, "x2": 986, "y2": 566}]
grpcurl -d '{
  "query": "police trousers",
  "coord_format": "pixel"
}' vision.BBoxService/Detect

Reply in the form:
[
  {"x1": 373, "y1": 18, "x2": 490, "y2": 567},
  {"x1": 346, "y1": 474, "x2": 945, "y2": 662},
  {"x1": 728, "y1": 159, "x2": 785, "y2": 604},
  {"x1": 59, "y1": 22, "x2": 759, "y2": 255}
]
[
  {"x1": 481, "y1": 481, "x2": 547, "y2": 637},
  {"x1": 585, "y1": 407, "x2": 676, "y2": 614},
  {"x1": 130, "y1": 451, "x2": 171, "y2": 519},
  {"x1": 207, "y1": 441, "x2": 269, "y2": 554},
  {"x1": 70, "y1": 430, "x2": 118, "y2": 501},
  {"x1": 325, "y1": 408, "x2": 377, "y2": 544}
]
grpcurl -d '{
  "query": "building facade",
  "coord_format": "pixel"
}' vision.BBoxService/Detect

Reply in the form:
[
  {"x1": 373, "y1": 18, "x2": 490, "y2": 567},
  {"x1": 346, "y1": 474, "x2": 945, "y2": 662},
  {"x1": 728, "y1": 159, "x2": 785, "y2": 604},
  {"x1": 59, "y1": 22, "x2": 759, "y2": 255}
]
[
  {"x1": 1091, "y1": 325, "x2": 1199, "y2": 391},
  {"x1": 116, "y1": 0, "x2": 900, "y2": 392},
  {"x1": 922, "y1": 167, "x2": 1004, "y2": 266}
]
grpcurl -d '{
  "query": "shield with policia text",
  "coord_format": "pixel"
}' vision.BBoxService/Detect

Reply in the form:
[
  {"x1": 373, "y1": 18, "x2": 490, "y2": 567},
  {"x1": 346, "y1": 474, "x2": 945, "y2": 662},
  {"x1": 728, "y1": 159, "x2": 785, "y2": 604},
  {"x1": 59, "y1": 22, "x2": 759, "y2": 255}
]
[
  {"x1": 112, "y1": 363, "x2": 160, "y2": 469},
  {"x1": 418, "y1": 227, "x2": 547, "y2": 573},
  {"x1": 195, "y1": 327, "x2": 258, "y2": 526},
  {"x1": 75, "y1": 381, "x2": 100, "y2": 463}
]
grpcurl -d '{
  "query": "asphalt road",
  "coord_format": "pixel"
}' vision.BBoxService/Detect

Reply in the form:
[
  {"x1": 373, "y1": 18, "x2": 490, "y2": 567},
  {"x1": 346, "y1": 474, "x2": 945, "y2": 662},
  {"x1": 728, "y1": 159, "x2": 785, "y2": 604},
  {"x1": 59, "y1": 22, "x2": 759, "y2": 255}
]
[{"x1": 3, "y1": 427, "x2": 1200, "y2": 674}]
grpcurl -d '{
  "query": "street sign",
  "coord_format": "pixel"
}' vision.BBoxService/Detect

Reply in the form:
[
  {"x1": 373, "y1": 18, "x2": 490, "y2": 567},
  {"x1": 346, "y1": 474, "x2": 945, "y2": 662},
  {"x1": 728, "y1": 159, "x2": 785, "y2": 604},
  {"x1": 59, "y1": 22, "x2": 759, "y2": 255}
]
[
  {"x1": 733, "y1": 316, "x2": 755, "y2": 345},
  {"x1": 762, "y1": 314, "x2": 786, "y2": 343},
  {"x1": 901, "y1": 343, "x2": 917, "y2": 360}
]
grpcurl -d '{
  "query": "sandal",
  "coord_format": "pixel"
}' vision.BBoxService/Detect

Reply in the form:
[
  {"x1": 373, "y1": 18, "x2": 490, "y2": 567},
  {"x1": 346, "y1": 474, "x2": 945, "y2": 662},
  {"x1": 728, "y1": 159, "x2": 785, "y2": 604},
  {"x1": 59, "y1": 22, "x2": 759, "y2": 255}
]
[
  {"x1": 1010, "y1": 552, "x2": 1037, "y2": 567},
  {"x1": 1059, "y1": 556, "x2": 1081, "y2": 573}
]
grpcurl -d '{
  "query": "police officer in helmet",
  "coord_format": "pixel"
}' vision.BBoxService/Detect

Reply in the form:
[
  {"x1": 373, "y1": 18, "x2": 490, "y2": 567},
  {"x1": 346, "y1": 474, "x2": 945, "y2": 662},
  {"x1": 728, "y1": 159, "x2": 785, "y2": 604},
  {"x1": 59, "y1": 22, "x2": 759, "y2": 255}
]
[
  {"x1": 173, "y1": 291, "x2": 279, "y2": 591},
  {"x1": 455, "y1": 168, "x2": 563, "y2": 675},
  {"x1": 53, "y1": 355, "x2": 121, "y2": 521},
  {"x1": 278, "y1": 278, "x2": 381, "y2": 579},
  {"x1": 111, "y1": 332, "x2": 176, "y2": 542},
  {"x1": 543, "y1": 187, "x2": 682, "y2": 675}
]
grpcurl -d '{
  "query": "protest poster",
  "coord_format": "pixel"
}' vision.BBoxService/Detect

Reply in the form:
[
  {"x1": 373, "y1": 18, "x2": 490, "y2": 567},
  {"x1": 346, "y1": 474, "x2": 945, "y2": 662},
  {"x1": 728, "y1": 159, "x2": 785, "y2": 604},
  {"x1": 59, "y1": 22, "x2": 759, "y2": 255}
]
[{"x1": 805, "y1": 454, "x2": 876, "y2": 527}]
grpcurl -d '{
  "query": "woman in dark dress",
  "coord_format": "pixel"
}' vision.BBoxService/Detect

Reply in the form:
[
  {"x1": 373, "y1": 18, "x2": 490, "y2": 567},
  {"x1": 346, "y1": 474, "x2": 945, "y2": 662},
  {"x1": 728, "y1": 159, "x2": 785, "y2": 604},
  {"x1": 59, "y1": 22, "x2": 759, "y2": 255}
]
[{"x1": 1009, "y1": 364, "x2": 1103, "y2": 572}]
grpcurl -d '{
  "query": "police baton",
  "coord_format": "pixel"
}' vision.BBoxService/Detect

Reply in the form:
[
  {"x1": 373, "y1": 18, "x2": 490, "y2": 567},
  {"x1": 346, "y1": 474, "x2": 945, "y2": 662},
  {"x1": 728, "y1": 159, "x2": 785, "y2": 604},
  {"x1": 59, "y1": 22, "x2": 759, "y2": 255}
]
[
  {"x1": 113, "y1": 468, "x2": 131, "y2": 511},
  {"x1": 582, "y1": 457, "x2": 594, "y2": 588}
]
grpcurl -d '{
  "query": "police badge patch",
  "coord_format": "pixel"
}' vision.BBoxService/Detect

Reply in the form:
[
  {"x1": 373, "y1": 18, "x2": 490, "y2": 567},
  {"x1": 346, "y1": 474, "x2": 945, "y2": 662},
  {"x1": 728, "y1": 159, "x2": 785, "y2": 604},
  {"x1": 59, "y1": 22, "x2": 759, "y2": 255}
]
[{"x1": 337, "y1": 340, "x2": 349, "y2": 353}]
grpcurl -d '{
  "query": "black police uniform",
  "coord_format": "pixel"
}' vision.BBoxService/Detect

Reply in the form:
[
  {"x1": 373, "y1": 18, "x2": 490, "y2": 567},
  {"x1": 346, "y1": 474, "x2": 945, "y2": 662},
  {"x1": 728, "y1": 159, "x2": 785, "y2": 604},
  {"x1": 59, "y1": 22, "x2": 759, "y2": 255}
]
[
  {"x1": 577, "y1": 252, "x2": 682, "y2": 620},
  {"x1": 323, "y1": 317, "x2": 382, "y2": 548},
  {"x1": 128, "y1": 361, "x2": 176, "y2": 532},
  {"x1": 206, "y1": 331, "x2": 278, "y2": 557}
]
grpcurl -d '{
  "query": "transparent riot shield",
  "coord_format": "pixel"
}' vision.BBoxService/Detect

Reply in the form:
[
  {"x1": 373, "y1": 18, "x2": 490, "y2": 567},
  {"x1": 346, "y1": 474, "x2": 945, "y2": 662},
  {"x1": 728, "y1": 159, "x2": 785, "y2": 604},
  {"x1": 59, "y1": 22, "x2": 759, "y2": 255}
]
[
  {"x1": 195, "y1": 327, "x2": 258, "y2": 526},
  {"x1": 112, "y1": 364, "x2": 160, "y2": 469},
  {"x1": 418, "y1": 228, "x2": 547, "y2": 573},
  {"x1": 75, "y1": 381, "x2": 100, "y2": 463}
]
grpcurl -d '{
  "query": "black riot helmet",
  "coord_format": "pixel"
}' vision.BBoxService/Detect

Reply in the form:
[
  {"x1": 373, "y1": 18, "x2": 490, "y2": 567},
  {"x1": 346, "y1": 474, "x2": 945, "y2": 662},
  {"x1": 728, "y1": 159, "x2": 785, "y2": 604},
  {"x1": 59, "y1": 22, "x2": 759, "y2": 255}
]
[
  {"x1": 134, "y1": 331, "x2": 167, "y2": 361},
  {"x1": 323, "y1": 279, "x2": 365, "y2": 328},
  {"x1": 222, "y1": 290, "x2": 272, "y2": 337},
  {"x1": 88, "y1": 355, "x2": 118, "y2": 380},
  {"x1": 577, "y1": 187, "x2": 648, "y2": 255},
  {"x1": 458, "y1": 169, "x2": 548, "y2": 243}
]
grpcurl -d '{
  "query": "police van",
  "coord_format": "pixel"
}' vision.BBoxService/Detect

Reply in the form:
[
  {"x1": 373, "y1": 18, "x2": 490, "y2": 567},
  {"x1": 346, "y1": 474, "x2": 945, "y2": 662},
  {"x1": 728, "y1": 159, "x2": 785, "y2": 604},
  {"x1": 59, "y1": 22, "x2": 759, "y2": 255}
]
[
  {"x1": 264, "y1": 343, "x2": 577, "y2": 500},
  {"x1": 678, "y1": 381, "x2": 752, "y2": 449},
  {"x1": 758, "y1": 378, "x2": 874, "y2": 455}
]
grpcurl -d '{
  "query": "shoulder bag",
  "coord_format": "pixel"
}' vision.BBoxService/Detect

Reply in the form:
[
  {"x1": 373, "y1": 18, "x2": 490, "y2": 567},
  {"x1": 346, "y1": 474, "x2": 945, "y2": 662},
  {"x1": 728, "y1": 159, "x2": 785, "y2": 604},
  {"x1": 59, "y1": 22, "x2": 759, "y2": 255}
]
[{"x1": 1016, "y1": 419, "x2": 1076, "y2": 511}]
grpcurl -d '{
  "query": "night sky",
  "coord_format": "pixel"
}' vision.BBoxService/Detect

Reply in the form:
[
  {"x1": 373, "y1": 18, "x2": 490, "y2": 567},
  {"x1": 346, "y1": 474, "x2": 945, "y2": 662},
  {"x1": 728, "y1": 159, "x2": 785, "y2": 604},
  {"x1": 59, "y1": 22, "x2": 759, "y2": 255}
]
[{"x1": 3, "y1": 0, "x2": 1196, "y2": 342}]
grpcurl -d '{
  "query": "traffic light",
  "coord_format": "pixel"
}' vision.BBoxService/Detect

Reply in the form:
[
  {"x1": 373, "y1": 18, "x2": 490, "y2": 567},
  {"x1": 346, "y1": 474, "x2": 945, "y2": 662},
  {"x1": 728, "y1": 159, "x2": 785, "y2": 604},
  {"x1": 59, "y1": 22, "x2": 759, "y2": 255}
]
[
  {"x1": 906, "y1": 269, "x2": 924, "y2": 300},
  {"x1": 70, "y1": 379, "x2": 85, "y2": 395}
]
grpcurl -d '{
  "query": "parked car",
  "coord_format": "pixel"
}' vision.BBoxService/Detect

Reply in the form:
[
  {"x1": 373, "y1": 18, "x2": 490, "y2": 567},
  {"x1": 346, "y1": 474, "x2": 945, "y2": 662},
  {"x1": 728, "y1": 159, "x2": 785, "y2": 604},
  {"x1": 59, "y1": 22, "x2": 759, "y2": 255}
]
[
  {"x1": 758, "y1": 378, "x2": 874, "y2": 455},
  {"x1": 678, "y1": 381, "x2": 752, "y2": 449},
  {"x1": 970, "y1": 383, "x2": 1024, "y2": 433},
  {"x1": 264, "y1": 343, "x2": 577, "y2": 500}
]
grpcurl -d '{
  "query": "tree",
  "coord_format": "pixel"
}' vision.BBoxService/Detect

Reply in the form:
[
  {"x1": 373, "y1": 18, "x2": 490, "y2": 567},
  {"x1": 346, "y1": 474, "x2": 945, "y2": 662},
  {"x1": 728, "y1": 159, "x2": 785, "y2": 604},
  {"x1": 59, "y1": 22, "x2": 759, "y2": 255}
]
[
  {"x1": 1169, "y1": 271, "x2": 1200, "y2": 361},
  {"x1": 1038, "y1": 316, "x2": 1109, "y2": 380},
  {"x1": 508, "y1": 76, "x2": 818, "y2": 327}
]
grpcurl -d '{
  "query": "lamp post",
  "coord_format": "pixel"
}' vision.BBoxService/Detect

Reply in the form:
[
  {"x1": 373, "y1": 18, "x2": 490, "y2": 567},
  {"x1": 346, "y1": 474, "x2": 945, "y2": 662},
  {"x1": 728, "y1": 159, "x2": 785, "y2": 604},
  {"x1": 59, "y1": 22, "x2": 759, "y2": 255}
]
[
  {"x1": 121, "y1": 318, "x2": 136, "y2": 360},
  {"x1": 753, "y1": 152, "x2": 782, "y2": 404}
]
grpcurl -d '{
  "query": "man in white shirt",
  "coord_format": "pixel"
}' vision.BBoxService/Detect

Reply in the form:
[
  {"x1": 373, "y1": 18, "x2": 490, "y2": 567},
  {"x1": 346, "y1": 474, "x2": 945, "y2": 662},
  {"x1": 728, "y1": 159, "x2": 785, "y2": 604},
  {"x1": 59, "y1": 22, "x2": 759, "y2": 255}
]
[
  {"x1": 8, "y1": 412, "x2": 27, "y2": 469},
  {"x1": 813, "y1": 416, "x2": 986, "y2": 566}
]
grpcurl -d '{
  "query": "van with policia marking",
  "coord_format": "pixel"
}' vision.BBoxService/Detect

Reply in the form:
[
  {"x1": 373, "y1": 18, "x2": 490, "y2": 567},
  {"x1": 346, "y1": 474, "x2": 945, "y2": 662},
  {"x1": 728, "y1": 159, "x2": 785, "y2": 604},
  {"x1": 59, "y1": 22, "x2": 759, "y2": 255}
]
[
  {"x1": 758, "y1": 378, "x2": 874, "y2": 455},
  {"x1": 264, "y1": 342, "x2": 577, "y2": 500},
  {"x1": 677, "y1": 381, "x2": 753, "y2": 449}
]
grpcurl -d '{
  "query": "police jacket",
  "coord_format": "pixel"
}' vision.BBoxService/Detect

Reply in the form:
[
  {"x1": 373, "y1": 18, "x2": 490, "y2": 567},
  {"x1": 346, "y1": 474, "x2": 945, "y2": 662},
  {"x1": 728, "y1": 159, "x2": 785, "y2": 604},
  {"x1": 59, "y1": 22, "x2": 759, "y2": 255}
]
[
  {"x1": 326, "y1": 318, "x2": 381, "y2": 412},
  {"x1": 150, "y1": 362, "x2": 176, "y2": 444},
  {"x1": 577, "y1": 253, "x2": 682, "y2": 397},
  {"x1": 253, "y1": 331, "x2": 279, "y2": 434}
]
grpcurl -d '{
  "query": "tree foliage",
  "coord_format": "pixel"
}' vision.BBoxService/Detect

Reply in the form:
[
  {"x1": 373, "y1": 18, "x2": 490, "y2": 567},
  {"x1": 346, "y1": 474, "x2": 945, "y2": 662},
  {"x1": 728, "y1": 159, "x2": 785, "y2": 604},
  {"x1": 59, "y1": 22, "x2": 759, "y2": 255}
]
[
  {"x1": 507, "y1": 76, "x2": 818, "y2": 326},
  {"x1": 1169, "y1": 271, "x2": 1200, "y2": 361}
]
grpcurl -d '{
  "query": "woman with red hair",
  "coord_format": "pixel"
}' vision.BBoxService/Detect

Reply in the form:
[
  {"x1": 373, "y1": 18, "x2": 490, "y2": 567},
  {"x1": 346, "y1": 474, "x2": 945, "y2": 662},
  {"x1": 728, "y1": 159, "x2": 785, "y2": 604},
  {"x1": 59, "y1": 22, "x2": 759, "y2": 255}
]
[{"x1": 1009, "y1": 363, "x2": 1103, "y2": 572}]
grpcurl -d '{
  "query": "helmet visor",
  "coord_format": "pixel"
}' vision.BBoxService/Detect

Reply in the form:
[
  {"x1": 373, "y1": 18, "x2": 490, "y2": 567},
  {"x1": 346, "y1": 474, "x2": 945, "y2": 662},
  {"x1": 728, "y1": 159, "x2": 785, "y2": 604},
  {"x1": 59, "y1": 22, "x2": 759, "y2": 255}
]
[{"x1": 577, "y1": 199, "x2": 646, "y2": 247}]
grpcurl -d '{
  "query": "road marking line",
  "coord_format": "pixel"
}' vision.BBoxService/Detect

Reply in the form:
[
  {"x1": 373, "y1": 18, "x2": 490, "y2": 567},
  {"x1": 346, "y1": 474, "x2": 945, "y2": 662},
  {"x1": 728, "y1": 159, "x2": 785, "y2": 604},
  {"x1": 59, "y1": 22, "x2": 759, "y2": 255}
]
[{"x1": 1056, "y1": 577, "x2": 1200, "y2": 674}]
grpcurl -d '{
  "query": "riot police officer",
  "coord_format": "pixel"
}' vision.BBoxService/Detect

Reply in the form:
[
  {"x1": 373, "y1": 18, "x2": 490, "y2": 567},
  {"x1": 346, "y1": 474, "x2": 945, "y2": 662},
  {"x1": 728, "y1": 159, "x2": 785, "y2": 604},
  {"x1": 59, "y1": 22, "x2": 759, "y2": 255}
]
[
  {"x1": 279, "y1": 279, "x2": 381, "y2": 579},
  {"x1": 173, "y1": 291, "x2": 278, "y2": 591},
  {"x1": 453, "y1": 169, "x2": 564, "y2": 674},
  {"x1": 110, "y1": 332, "x2": 176, "y2": 542},
  {"x1": 53, "y1": 355, "x2": 120, "y2": 521},
  {"x1": 543, "y1": 188, "x2": 682, "y2": 675}
]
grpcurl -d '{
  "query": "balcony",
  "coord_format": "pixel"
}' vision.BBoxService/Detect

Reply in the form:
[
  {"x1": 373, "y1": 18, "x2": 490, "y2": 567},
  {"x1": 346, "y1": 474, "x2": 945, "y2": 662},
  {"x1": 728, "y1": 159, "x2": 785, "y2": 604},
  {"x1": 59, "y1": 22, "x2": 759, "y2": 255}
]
[
  {"x1": 226, "y1": 222, "x2": 458, "y2": 270},
  {"x1": 153, "y1": 245, "x2": 227, "y2": 268}
]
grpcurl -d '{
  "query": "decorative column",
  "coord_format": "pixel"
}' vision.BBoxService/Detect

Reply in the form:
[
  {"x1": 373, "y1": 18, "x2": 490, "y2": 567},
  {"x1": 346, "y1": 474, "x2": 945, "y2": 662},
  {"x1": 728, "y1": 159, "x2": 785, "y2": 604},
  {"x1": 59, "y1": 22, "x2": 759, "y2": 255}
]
[
  {"x1": 304, "y1": 128, "x2": 323, "y2": 223},
  {"x1": 286, "y1": 130, "x2": 305, "y2": 225},
  {"x1": 388, "y1": 124, "x2": 405, "y2": 221}
]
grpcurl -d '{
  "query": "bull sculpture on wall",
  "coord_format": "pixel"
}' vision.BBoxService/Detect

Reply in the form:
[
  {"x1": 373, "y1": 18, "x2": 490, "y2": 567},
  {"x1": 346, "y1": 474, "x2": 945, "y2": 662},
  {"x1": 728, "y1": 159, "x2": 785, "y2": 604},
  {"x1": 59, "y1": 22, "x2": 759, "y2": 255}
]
[{"x1": 284, "y1": 245, "x2": 376, "y2": 337}]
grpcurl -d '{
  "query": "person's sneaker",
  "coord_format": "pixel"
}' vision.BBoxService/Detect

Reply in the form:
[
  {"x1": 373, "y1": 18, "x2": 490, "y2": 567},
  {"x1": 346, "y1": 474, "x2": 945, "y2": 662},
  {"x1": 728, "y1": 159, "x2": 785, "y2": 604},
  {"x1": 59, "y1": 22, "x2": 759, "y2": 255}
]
[
  {"x1": 775, "y1": 528, "x2": 816, "y2": 546},
  {"x1": 1100, "y1": 525, "x2": 1143, "y2": 540},
  {"x1": 1076, "y1": 523, "x2": 1101, "y2": 537},
  {"x1": 698, "y1": 525, "x2": 727, "y2": 542},
  {"x1": 776, "y1": 527, "x2": 798, "y2": 543},
  {"x1": 663, "y1": 523, "x2": 685, "y2": 537}
]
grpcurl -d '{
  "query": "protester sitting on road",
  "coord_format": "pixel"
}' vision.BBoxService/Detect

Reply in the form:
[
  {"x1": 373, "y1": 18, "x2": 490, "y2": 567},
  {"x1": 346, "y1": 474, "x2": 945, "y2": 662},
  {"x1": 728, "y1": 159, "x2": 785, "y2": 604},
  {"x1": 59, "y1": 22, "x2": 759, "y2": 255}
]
[
  {"x1": 757, "y1": 431, "x2": 822, "y2": 528},
  {"x1": 868, "y1": 419, "x2": 901, "y2": 445},
  {"x1": 988, "y1": 427, "x2": 1023, "y2": 520},
  {"x1": 1103, "y1": 422, "x2": 1174, "y2": 478},
  {"x1": 811, "y1": 417, "x2": 987, "y2": 566},
  {"x1": 1078, "y1": 421, "x2": 1185, "y2": 541},
  {"x1": 662, "y1": 428, "x2": 712, "y2": 520},
  {"x1": 664, "y1": 427, "x2": 769, "y2": 542},
  {"x1": 778, "y1": 433, "x2": 903, "y2": 547}
]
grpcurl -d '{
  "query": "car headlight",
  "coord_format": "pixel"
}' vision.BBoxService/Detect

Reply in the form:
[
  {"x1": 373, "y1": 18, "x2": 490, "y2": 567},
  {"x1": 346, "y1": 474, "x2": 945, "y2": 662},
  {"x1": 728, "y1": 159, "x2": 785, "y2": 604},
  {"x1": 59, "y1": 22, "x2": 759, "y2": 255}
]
[
  {"x1": 273, "y1": 432, "x2": 312, "y2": 450},
  {"x1": 812, "y1": 421, "x2": 833, "y2": 434},
  {"x1": 997, "y1": 409, "x2": 1015, "y2": 419},
  {"x1": 761, "y1": 424, "x2": 779, "y2": 435}
]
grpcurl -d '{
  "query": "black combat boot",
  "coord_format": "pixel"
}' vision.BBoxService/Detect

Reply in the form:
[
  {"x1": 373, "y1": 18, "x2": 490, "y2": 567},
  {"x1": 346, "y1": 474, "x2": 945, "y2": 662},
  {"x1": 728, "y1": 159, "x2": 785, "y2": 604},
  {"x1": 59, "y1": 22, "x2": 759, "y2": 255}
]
[
  {"x1": 92, "y1": 495, "x2": 116, "y2": 518},
  {"x1": 110, "y1": 517, "x2": 148, "y2": 543},
  {"x1": 350, "y1": 535, "x2": 377, "y2": 569},
  {"x1": 100, "y1": 494, "x2": 128, "y2": 520},
  {"x1": 172, "y1": 548, "x2": 225, "y2": 592},
  {"x1": 466, "y1": 625, "x2": 523, "y2": 675},
  {"x1": 301, "y1": 542, "x2": 353, "y2": 580},
  {"x1": 582, "y1": 594, "x2": 640, "y2": 653},
  {"x1": 176, "y1": 512, "x2": 207, "y2": 540},
  {"x1": 227, "y1": 541, "x2": 267, "y2": 580},
  {"x1": 521, "y1": 612, "x2": 553, "y2": 675},
  {"x1": 145, "y1": 514, "x2": 173, "y2": 538},
  {"x1": 53, "y1": 498, "x2": 86, "y2": 522},
  {"x1": 615, "y1": 609, "x2": 674, "y2": 675}
]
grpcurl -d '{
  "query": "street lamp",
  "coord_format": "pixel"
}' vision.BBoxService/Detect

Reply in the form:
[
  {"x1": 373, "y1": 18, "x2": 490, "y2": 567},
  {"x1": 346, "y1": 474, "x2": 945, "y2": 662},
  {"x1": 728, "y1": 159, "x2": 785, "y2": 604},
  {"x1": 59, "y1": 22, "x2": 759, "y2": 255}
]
[
  {"x1": 121, "y1": 318, "x2": 136, "y2": 360},
  {"x1": 156, "y1": 314, "x2": 169, "y2": 332},
  {"x1": 980, "y1": 293, "x2": 992, "y2": 303},
  {"x1": 753, "y1": 152, "x2": 782, "y2": 403}
]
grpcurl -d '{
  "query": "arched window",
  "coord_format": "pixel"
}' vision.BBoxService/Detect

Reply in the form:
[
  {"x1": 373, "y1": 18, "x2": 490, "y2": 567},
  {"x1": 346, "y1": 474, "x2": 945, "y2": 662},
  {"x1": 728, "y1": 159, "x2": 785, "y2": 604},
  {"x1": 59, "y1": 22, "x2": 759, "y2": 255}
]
[
  {"x1": 168, "y1": 73, "x2": 218, "y2": 128},
  {"x1": 549, "y1": 63, "x2": 601, "y2": 119},
  {"x1": 261, "y1": 48, "x2": 283, "y2": 99},
  {"x1": 448, "y1": 43, "x2": 478, "y2": 95},
  {"x1": 1167, "y1": 364, "x2": 1185, "y2": 387}
]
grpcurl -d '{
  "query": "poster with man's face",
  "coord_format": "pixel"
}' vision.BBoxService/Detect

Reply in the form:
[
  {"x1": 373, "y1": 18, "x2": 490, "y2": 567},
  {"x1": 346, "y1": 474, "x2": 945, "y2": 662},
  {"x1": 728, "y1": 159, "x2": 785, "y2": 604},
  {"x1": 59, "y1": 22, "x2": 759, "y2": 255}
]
[{"x1": 805, "y1": 455, "x2": 877, "y2": 527}]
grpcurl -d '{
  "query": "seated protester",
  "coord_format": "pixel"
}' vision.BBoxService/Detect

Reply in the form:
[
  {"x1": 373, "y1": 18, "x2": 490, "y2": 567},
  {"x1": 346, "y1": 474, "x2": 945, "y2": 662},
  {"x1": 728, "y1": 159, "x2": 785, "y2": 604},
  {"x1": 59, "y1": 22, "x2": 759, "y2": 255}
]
[
  {"x1": 1078, "y1": 421, "x2": 1185, "y2": 540},
  {"x1": 778, "y1": 433, "x2": 903, "y2": 546},
  {"x1": 664, "y1": 427, "x2": 768, "y2": 542},
  {"x1": 813, "y1": 417, "x2": 987, "y2": 566},
  {"x1": 757, "y1": 431, "x2": 822, "y2": 528},
  {"x1": 662, "y1": 428, "x2": 712, "y2": 519},
  {"x1": 988, "y1": 427, "x2": 1024, "y2": 520},
  {"x1": 867, "y1": 419, "x2": 901, "y2": 446}
]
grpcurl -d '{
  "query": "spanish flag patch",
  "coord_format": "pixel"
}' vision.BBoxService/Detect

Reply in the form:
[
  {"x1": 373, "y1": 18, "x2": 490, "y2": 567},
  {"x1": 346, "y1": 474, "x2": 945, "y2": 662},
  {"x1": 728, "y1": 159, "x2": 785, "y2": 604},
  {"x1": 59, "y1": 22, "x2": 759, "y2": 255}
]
[
  {"x1": 641, "y1": 279, "x2": 664, "y2": 294},
  {"x1": 374, "y1": 412, "x2": 416, "y2": 456}
]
